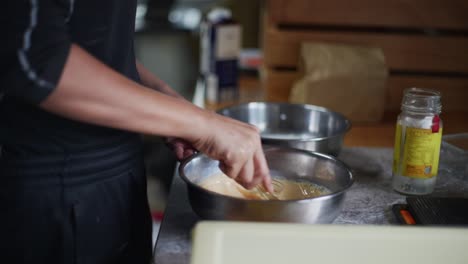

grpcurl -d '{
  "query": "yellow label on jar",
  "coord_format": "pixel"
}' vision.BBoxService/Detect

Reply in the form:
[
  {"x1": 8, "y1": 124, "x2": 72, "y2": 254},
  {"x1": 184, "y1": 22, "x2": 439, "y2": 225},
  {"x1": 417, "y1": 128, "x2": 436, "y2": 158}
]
[{"x1": 396, "y1": 126, "x2": 443, "y2": 179}]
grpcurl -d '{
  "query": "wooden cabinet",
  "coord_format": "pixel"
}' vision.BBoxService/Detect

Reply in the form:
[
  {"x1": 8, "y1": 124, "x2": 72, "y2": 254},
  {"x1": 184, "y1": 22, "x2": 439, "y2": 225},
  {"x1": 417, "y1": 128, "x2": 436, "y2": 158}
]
[{"x1": 261, "y1": 0, "x2": 468, "y2": 113}]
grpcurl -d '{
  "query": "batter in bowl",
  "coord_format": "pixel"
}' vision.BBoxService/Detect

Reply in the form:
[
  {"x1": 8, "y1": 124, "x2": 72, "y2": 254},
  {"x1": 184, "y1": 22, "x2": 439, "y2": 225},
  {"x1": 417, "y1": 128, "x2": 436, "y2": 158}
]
[{"x1": 199, "y1": 172, "x2": 330, "y2": 200}]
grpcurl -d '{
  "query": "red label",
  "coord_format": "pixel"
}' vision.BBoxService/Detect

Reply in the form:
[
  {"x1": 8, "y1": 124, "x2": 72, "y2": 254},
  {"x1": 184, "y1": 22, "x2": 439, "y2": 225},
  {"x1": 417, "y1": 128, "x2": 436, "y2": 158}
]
[{"x1": 431, "y1": 115, "x2": 440, "y2": 133}]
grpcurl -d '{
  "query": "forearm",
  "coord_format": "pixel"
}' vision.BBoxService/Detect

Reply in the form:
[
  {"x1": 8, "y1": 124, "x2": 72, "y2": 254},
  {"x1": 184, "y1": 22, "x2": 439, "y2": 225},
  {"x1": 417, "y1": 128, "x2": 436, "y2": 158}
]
[
  {"x1": 136, "y1": 61, "x2": 183, "y2": 99},
  {"x1": 41, "y1": 44, "x2": 210, "y2": 141}
]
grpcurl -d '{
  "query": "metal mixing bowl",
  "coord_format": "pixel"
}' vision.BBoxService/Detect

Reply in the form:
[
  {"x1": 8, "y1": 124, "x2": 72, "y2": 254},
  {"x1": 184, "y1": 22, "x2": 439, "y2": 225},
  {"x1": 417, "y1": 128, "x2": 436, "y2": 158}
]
[
  {"x1": 179, "y1": 146, "x2": 353, "y2": 224},
  {"x1": 218, "y1": 102, "x2": 351, "y2": 156}
]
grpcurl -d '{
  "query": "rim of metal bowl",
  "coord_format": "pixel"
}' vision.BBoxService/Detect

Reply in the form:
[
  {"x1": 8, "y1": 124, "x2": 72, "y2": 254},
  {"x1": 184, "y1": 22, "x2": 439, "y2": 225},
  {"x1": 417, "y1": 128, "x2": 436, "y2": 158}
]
[
  {"x1": 217, "y1": 102, "x2": 352, "y2": 142},
  {"x1": 178, "y1": 147, "x2": 354, "y2": 203}
]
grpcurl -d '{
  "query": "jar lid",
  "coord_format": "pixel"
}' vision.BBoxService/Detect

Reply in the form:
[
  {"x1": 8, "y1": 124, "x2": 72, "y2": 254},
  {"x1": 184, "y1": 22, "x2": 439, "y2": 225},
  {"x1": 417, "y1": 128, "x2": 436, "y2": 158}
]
[{"x1": 401, "y1": 87, "x2": 442, "y2": 113}]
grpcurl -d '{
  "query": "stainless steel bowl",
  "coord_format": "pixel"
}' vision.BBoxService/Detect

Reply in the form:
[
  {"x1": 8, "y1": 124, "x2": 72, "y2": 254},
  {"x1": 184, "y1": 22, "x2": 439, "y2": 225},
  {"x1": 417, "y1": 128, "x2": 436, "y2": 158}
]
[
  {"x1": 179, "y1": 146, "x2": 353, "y2": 224},
  {"x1": 218, "y1": 102, "x2": 351, "y2": 156}
]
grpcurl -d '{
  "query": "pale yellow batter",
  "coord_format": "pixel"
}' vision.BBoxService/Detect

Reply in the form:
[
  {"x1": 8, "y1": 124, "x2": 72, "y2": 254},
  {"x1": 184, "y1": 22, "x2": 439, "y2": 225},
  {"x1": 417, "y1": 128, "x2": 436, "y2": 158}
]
[
  {"x1": 198, "y1": 173, "x2": 248, "y2": 199},
  {"x1": 199, "y1": 173, "x2": 330, "y2": 200}
]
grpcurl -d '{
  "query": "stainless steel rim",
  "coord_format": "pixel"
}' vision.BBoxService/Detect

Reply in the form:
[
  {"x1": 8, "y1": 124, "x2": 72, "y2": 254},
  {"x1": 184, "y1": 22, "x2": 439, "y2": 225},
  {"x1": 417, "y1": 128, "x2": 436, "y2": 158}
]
[{"x1": 217, "y1": 102, "x2": 352, "y2": 141}]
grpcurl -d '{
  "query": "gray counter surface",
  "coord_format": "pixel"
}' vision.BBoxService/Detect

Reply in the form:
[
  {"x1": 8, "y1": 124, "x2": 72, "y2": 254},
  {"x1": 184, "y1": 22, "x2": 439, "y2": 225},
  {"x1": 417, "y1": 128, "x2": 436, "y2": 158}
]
[{"x1": 153, "y1": 147, "x2": 468, "y2": 264}]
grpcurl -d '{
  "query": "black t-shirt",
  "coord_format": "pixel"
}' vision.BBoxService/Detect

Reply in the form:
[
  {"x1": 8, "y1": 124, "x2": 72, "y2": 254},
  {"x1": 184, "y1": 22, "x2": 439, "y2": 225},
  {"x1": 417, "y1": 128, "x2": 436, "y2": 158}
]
[{"x1": 0, "y1": 0, "x2": 141, "y2": 157}]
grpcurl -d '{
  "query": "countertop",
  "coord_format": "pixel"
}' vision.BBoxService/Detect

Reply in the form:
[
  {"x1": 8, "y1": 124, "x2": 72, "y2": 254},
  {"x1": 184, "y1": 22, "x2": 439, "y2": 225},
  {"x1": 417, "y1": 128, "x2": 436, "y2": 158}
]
[{"x1": 153, "y1": 146, "x2": 468, "y2": 264}]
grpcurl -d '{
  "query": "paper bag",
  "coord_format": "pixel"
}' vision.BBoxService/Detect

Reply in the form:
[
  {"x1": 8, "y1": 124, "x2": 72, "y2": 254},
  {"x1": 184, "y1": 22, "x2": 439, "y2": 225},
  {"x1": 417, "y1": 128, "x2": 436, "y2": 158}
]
[{"x1": 289, "y1": 42, "x2": 388, "y2": 123}]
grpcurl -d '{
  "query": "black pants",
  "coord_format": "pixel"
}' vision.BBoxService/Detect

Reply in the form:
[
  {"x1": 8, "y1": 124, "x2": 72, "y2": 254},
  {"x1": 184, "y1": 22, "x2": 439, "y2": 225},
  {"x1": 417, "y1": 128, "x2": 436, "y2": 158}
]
[{"x1": 0, "y1": 140, "x2": 153, "y2": 264}]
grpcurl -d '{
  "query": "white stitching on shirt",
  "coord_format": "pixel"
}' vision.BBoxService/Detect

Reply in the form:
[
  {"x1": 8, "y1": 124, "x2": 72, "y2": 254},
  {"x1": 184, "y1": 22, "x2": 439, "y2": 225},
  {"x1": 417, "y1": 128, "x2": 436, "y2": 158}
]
[
  {"x1": 17, "y1": 0, "x2": 54, "y2": 90},
  {"x1": 65, "y1": 0, "x2": 74, "y2": 23}
]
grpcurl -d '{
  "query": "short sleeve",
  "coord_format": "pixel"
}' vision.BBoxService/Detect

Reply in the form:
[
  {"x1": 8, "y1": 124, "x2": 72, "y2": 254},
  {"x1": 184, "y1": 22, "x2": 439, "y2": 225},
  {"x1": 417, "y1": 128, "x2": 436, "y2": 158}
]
[{"x1": 1, "y1": 0, "x2": 72, "y2": 104}]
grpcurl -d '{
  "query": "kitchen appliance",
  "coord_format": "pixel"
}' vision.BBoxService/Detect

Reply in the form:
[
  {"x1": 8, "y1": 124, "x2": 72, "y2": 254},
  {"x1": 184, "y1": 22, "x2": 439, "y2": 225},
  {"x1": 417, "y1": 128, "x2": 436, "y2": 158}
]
[
  {"x1": 393, "y1": 197, "x2": 468, "y2": 226},
  {"x1": 218, "y1": 102, "x2": 351, "y2": 156},
  {"x1": 179, "y1": 146, "x2": 353, "y2": 224}
]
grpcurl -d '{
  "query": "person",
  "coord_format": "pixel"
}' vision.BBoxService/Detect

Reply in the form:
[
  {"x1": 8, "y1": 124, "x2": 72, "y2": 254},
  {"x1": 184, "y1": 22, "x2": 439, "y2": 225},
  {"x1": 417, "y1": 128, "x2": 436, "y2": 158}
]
[{"x1": 0, "y1": 1, "x2": 272, "y2": 263}]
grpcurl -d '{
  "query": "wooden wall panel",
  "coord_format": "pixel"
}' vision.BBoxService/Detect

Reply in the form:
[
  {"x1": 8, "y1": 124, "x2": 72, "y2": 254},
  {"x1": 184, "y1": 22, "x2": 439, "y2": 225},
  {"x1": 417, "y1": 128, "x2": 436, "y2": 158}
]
[
  {"x1": 268, "y1": 0, "x2": 468, "y2": 30},
  {"x1": 264, "y1": 28, "x2": 468, "y2": 73}
]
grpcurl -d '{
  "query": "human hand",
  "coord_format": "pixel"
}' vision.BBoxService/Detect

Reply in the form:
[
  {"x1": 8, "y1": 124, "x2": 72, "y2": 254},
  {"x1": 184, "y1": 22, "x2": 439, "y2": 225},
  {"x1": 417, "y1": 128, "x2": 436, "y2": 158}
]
[
  {"x1": 166, "y1": 137, "x2": 197, "y2": 161},
  {"x1": 189, "y1": 112, "x2": 273, "y2": 193}
]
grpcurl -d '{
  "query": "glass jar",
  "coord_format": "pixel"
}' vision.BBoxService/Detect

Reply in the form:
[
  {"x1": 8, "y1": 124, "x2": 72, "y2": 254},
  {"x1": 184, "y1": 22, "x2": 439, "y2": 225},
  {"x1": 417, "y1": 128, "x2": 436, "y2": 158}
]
[{"x1": 392, "y1": 88, "x2": 443, "y2": 195}]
